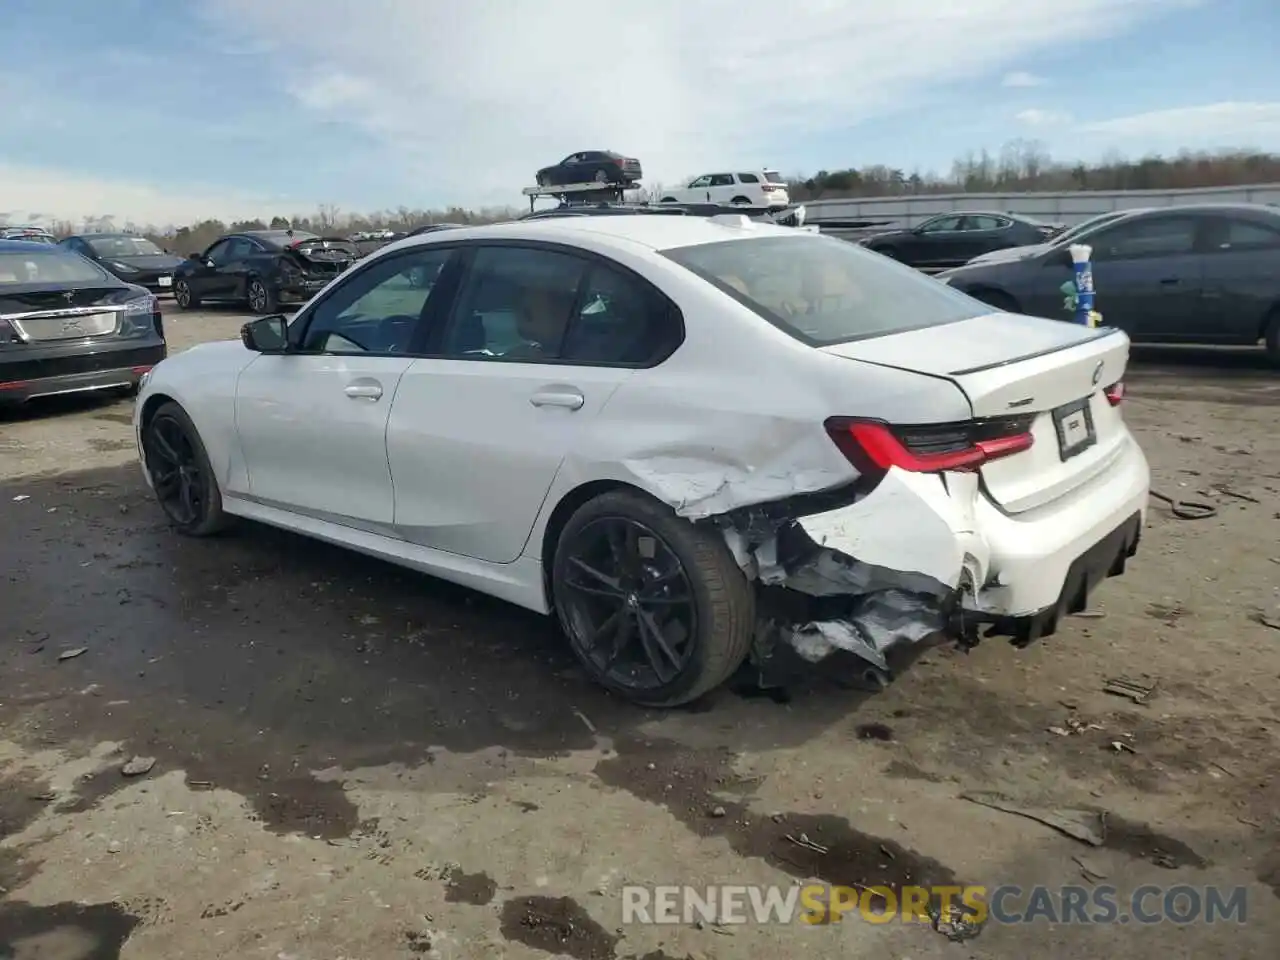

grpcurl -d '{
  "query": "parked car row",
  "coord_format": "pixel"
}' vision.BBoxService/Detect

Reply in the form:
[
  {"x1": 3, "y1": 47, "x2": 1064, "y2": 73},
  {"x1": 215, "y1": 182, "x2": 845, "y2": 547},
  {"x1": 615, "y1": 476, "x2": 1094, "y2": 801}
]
[
  {"x1": 934, "y1": 202, "x2": 1280, "y2": 357},
  {"x1": 857, "y1": 211, "x2": 1064, "y2": 269}
]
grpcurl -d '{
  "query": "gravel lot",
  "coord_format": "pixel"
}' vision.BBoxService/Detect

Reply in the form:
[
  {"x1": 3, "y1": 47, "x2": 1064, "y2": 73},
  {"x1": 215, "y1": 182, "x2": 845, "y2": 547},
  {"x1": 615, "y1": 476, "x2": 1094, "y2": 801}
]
[{"x1": 2, "y1": 303, "x2": 1279, "y2": 959}]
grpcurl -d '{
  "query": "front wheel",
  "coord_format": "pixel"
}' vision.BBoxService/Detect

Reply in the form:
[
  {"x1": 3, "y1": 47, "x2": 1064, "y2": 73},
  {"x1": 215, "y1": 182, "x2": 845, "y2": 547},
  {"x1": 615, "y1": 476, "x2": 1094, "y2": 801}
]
[
  {"x1": 141, "y1": 401, "x2": 227, "y2": 536},
  {"x1": 247, "y1": 277, "x2": 278, "y2": 315},
  {"x1": 594, "y1": 169, "x2": 610, "y2": 184},
  {"x1": 1264, "y1": 310, "x2": 1280, "y2": 362},
  {"x1": 173, "y1": 279, "x2": 199, "y2": 310},
  {"x1": 552, "y1": 490, "x2": 755, "y2": 707}
]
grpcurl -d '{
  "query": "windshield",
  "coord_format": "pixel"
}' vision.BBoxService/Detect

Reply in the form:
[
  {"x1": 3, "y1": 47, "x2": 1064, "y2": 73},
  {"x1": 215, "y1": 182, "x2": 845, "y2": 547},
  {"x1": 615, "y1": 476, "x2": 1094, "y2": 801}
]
[
  {"x1": 87, "y1": 236, "x2": 164, "y2": 257},
  {"x1": 1050, "y1": 211, "x2": 1129, "y2": 245},
  {"x1": 0, "y1": 250, "x2": 111, "y2": 284},
  {"x1": 664, "y1": 234, "x2": 988, "y2": 346}
]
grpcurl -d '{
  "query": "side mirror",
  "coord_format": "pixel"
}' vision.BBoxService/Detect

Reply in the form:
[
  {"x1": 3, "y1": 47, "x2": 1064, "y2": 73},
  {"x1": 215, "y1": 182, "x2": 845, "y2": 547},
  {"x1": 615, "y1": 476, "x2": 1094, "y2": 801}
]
[{"x1": 241, "y1": 315, "x2": 289, "y2": 353}]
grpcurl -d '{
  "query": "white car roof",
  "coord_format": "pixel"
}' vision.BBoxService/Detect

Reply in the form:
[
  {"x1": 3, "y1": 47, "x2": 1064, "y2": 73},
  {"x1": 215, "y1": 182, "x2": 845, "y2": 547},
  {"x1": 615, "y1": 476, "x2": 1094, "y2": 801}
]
[{"x1": 398, "y1": 214, "x2": 802, "y2": 254}]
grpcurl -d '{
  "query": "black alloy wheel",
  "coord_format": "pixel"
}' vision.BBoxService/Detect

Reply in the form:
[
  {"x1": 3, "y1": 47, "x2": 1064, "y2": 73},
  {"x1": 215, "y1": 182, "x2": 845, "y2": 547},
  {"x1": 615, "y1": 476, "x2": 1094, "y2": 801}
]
[
  {"x1": 552, "y1": 490, "x2": 755, "y2": 706},
  {"x1": 142, "y1": 402, "x2": 225, "y2": 536},
  {"x1": 247, "y1": 278, "x2": 276, "y2": 314},
  {"x1": 560, "y1": 517, "x2": 697, "y2": 691},
  {"x1": 174, "y1": 279, "x2": 196, "y2": 309},
  {"x1": 594, "y1": 169, "x2": 609, "y2": 183}
]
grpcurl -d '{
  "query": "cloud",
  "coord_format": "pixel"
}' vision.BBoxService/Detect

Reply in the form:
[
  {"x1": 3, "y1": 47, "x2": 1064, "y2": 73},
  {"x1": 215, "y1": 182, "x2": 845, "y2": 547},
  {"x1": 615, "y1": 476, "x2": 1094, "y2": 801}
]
[
  {"x1": 0, "y1": 163, "x2": 286, "y2": 229},
  {"x1": 1079, "y1": 101, "x2": 1280, "y2": 151},
  {"x1": 1002, "y1": 71, "x2": 1046, "y2": 87},
  {"x1": 1016, "y1": 108, "x2": 1074, "y2": 127},
  {"x1": 198, "y1": 0, "x2": 1187, "y2": 204}
]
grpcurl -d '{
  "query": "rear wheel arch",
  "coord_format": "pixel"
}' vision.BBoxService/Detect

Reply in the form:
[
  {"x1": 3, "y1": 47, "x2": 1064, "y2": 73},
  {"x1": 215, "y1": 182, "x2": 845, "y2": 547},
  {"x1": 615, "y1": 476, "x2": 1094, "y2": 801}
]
[{"x1": 539, "y1": 479, "x2": 641, "y2": 605}]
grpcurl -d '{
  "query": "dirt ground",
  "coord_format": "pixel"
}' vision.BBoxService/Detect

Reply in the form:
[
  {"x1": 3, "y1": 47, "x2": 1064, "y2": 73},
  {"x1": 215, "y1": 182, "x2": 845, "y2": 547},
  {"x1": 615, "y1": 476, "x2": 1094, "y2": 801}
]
[{"x1": 2, "y1": 304, "x2": 1278, "y2": 959}]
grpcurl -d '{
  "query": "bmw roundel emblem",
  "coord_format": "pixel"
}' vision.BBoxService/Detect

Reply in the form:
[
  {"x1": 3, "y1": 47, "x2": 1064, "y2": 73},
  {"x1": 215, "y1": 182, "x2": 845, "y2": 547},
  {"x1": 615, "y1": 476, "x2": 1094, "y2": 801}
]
[{"x1": 1091, "y1": 360, "x2": 1104, "y2": 386}]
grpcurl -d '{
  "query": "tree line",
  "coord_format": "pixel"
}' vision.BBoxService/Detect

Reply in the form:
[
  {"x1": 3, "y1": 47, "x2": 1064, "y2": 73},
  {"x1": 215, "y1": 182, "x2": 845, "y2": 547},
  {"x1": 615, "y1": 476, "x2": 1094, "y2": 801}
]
[{"x1": 15, "y1": 142, "x2": 1280, "y2": 254}]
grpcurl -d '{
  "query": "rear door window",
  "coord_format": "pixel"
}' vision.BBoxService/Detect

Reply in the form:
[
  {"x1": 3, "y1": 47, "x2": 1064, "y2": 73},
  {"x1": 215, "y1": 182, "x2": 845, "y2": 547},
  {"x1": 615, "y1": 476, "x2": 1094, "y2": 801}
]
[
  {"x1": 1091, "y1": 217, "x2": 1197, "y2": 260},
  {"x1": 919, "y1": 215, "x2": 964, "y2": 234},
  {"x1": 664, "y1": 234, "x2": 988, "y2": 346}
]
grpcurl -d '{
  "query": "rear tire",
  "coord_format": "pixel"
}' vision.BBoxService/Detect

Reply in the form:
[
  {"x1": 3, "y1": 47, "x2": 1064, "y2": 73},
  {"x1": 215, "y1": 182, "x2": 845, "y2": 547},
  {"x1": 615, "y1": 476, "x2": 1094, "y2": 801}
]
[
  {"x1": 594, "y1": 169, "x2": 609, "y2": 184},
  {"x1": 247, "y1": 276, "x2": 278, "y2": 315},
  {"x1": 551, "y1": 489, "x2": 755, "y2": 707},
  {"x1": 173, "y1": 279, "x2": 199, "y2": 310},
  {"x1": 141, "y1": 401, "x2": 227, "y2": 537},
  {"x1": 970, "y1": 289, "x2": 1020, "y2": 313}
]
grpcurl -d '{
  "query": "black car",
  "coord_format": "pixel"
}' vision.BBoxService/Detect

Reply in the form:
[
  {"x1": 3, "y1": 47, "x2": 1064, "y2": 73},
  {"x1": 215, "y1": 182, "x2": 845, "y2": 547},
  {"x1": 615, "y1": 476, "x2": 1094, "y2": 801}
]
[
  {"x1": 0, "y1": 239, "x2": 165, "y2": 406},
  {"x1": 535, "y1": 150, "x2": 643, "y2": 187},
  {"x1": 935, "y1": 203, "x2": 1280, "y2": 358},
  {"x1": 58, "y1": 233, "x2": 185, "y2": 294},
  {"x1": 173, "y1": 229, "x2": 359, "y2": 314},
  {"x1": 859, "y1": 211, "x2": 1062, "y2": 270}
]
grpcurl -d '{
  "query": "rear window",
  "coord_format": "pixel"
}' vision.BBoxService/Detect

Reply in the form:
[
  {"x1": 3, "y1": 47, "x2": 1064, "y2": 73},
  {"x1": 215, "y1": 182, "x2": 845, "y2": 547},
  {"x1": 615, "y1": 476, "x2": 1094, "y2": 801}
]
[
  {"x1": 764, "y1": 171, "x2": 786, "y2": 184},
  {"x1": 663, "y1": 234, "x2": 988, "y2": 346},
  {"x1": 737, "y1": 173, "x2": 760, "y2": 183},
  {"x1": 0, "y1": 250, "x2": 111, "y2": 284}
]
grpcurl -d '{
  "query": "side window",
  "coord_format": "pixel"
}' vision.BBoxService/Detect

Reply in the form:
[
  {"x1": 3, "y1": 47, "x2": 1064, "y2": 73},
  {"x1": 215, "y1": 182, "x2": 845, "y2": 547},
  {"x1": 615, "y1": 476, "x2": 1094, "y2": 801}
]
[
  {"x1": 710, "y1": 174, "x2": 735, "y2": 187},
  {"x1": 688, "y1": 175, "x2": 712, "y2": 188},
  {"x1": 442, "y1": 247, "x2": 587, "y2": 360},
  {"x1": 1215, "y1": 218, "x2": 1280, "y2": 251},
  {"x1": 736, "y1": 173, "x2": 760, "y2": 183},
  {"x1": 223, "y1": 239, "x2": 253, "y2": 259},
  {"x1": 919, "y1": 216, "x2": 963, "y2": 234},
  {"x1": 299, "y1": 247, "x2": 453, "y2": 354},
  {"x1": 1092, "y1": 218, "x2": 1196, "y2": 261},
  {"x1": 965, "y1": 215, "x2": 1005, "y2": 230},
  {"x1": 204, "y1": 240, "x2": 233, "y2": 263},
  {"x1": 561, "y1": 265, "x2": 682, "y2": 365}
]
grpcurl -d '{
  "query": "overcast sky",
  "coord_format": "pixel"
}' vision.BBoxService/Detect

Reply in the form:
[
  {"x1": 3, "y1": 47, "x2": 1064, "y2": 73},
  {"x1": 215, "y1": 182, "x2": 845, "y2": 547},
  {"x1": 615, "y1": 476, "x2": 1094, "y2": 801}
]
[{"x1": 1, "y1": 0, "x2": 1277, "y2": 226}]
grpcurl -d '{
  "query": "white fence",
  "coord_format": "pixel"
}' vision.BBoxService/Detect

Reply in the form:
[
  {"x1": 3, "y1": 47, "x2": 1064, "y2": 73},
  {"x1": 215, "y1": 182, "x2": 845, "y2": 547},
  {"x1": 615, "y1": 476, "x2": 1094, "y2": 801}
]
[{"x1": 804, "y1": 182, "x2": 1280, "y2": 228}]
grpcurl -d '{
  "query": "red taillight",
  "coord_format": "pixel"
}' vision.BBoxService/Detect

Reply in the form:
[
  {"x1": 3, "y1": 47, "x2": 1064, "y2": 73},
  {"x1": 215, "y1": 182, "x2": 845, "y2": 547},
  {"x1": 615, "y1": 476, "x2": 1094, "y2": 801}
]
[
  {"x1": 1103, "y1": 382, "x2": 1124, "y2": 406},
  {"x1": 825, "y1": 417, "x2": 1035, "y2": 482},
  {"x1": 761, "y1": 184, "x2": 777, "y2": 192}
]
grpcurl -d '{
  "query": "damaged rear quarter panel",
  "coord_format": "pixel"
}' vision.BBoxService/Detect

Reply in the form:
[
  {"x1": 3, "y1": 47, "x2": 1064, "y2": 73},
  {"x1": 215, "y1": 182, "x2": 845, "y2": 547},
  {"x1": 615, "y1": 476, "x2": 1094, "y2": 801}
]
[{"x1": 531, "y1": 288, "x2": 975, "y2": 527}]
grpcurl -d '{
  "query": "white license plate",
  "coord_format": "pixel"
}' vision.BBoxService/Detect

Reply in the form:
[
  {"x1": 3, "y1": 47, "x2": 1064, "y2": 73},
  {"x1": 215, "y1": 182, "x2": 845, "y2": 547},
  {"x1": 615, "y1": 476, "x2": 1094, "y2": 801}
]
[
  {"x1": 157, "y1": 275, "x2": 173, "y2": 287},
  {"x1": 1052, "y1": 400, "x2": 1096, "y2": 460}
]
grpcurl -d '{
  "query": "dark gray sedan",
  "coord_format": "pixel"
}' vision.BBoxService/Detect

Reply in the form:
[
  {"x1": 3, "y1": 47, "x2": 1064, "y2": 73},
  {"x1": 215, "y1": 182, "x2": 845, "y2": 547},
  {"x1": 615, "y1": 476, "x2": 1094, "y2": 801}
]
[{"x1": 936, "y1": 203, "x2": 1280, "y2": 359}]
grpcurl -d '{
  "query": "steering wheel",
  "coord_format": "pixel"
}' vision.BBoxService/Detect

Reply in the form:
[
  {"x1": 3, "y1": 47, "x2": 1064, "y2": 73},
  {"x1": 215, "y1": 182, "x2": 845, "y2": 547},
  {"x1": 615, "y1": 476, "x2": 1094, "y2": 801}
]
[{"x1": 374, "y1": 314, "x2": 419, "y2": 352}]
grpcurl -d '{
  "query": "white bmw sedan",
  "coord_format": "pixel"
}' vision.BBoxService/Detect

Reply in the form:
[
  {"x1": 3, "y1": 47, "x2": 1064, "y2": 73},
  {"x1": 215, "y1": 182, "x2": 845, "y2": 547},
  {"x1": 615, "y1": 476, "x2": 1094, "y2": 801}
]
[{"x1": 134, "y1": 213, "x2": 1149, "y2": 706}]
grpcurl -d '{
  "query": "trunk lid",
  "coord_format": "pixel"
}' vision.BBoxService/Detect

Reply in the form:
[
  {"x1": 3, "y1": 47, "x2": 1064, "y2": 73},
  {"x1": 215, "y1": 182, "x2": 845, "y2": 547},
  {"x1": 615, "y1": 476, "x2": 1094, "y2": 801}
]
[
  {"x1": 820, "y1": 314, "x2": 1131, "y2": 513},
  {"x1": 284, "y1": 237, "x2": 358, "y2": 276}
]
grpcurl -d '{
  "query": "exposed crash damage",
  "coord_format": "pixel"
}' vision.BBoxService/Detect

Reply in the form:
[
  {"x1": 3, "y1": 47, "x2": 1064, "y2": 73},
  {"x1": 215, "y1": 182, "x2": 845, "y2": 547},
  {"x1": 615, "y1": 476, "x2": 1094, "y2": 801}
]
[{"x1": 707, "y1": 468, "x2": 988, "y2": 689}]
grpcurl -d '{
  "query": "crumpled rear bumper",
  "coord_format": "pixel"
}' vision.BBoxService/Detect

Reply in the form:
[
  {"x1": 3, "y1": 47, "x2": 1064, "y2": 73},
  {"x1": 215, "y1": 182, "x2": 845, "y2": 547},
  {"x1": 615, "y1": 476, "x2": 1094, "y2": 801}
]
[{"x1": 714, "y1": 441, "x2": 1149, "y2": 680}]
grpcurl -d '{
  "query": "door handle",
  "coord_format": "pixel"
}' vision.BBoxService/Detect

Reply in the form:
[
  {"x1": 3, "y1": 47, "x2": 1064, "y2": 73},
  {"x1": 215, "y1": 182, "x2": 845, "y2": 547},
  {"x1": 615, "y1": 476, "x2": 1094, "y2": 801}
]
[
  {"x1": 344, "y1": 381, "x2": 383, "y2": 401},
  {"x1": 530, "y1": 388, "x2": 584, "y2": 410}
]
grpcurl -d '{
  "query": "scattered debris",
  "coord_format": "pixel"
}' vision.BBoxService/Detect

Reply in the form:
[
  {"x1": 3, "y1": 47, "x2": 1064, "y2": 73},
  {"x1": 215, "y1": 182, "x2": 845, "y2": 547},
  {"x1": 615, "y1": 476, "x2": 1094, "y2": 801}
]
[
  {"x1": 1248, "y1": 612, "x2": 1280, "y2": 632},
  {"x1": 1216, "y1": 486, "x2": 1260, "y2": 504},
  {"x1": 960, "y1": 792, "x2": 1105, "y2": 846},
  {"x1": 1110, "y1": 741, "x2": 1137, "y2": 754},
  {"x1": 784, "y1": 833, "x2": 829, "y2": 854},
  {"x1": 1048, "y1": 715, "x2": 1104, "y2": 737},
  {"x1": 571, "y1": 709, "x2": 596, "y2": 734},
  {"x1": 1071, "y1": 611, "x2": 1106, "y2": 619},
  {"x1": 1103, "y1": 676, "x2": 1159, "y2": 704},
  {"x1": 709, "y1": 805, "x2": 726, "y2": 818},
  {"x1": 57, "y1": 647, "x2": 88, "y2": 662},
  {"x1": 121, "y1": 756, "x2": 156, "y2": 777},
  {"x1": 11, "y1": 495, "x2": 29, "y2": 502},
  {"x1": 1149, "y1": 490, "x2": 1216, "y2": 520},
  {"x1": 1209, "y1": 761, "x2": 1236, "y2": 778},
  {"x1": 855, "y1": 723, "x2": 894, "y2": 741},
  {"x1": 1237, "y1": 817, "x2": 1264, "y2": 829},
  {"x1": 1073, "y1": 855, "x2": 1107, "y2": 881}
]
